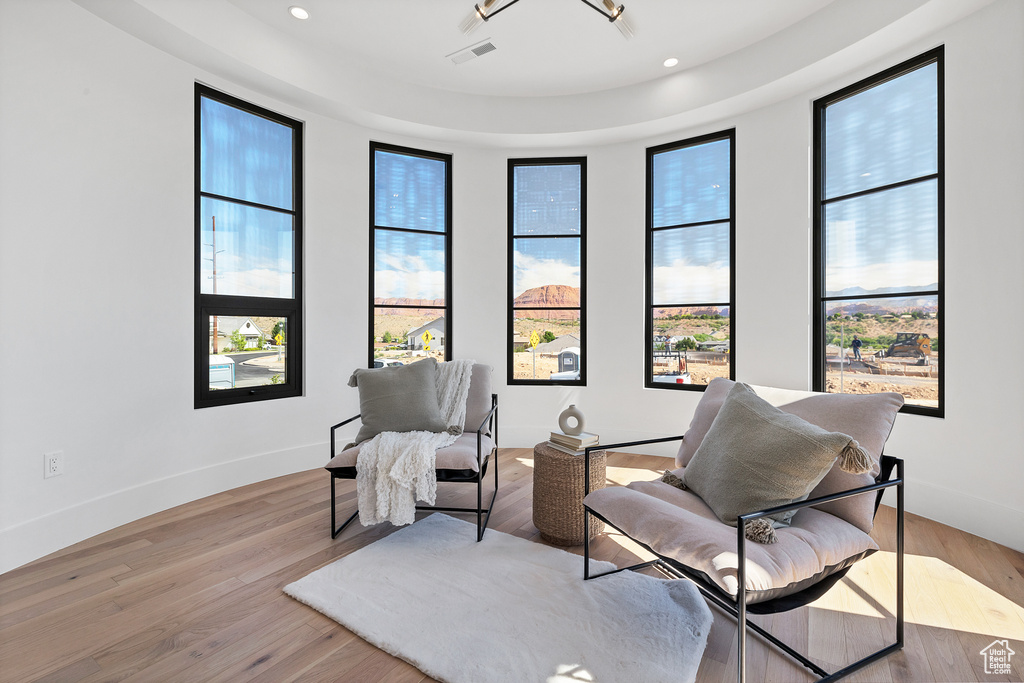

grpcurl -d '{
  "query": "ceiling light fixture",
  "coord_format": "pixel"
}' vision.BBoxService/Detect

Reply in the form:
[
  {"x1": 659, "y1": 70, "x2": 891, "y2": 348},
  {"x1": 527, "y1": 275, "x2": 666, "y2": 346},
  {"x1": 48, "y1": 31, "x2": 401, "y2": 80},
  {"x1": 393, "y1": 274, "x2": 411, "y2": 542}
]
[
  {"x1": 289, "y1": 6, "x2": 309, "y2": 20},
  {"x1": 663, "y1": 57, "x2": 678, "y2": 68},
  {"x1": 459, "y1": 0, "x2": 634, "y2": 39}
]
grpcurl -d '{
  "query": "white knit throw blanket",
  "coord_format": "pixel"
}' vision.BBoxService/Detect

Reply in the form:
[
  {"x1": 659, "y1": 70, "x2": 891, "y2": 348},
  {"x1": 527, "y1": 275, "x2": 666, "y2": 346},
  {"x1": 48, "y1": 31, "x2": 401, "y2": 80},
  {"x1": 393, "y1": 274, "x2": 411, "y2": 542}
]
[{"x1": 356, "y1": 359, "x2": 476, "y2": 527}]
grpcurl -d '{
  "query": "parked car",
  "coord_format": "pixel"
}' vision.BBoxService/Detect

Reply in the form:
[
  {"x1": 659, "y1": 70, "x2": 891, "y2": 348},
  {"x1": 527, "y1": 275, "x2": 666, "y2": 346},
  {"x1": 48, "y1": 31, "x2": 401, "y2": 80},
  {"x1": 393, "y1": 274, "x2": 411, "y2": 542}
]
[{"x1": 373, "y1": 359, "x2": 405, "y2": 369}]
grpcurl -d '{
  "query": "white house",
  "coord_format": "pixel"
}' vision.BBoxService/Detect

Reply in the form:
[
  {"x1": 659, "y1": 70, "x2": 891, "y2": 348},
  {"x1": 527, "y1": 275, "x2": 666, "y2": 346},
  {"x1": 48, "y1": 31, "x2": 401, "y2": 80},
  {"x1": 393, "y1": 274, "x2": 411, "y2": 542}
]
[
  {"x1": 209, "y1": 316, "x2": 270, "y2": 353},
  {"x1": 407, "y1": 317, "x2": 445, "y2": 351}
]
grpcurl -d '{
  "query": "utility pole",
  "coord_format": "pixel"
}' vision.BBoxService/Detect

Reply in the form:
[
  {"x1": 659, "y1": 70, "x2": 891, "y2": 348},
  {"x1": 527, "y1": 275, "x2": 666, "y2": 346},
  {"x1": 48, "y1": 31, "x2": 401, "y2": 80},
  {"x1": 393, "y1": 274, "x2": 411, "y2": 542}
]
[{"x1": 205, "y1": 216, "x2": 224, "y2": 353}]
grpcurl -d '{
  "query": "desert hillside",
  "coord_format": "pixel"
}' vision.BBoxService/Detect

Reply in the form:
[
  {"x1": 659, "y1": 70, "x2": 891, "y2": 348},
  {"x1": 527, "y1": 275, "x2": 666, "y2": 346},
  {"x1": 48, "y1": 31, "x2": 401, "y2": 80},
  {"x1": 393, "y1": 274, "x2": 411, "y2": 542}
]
[{"x1": 513, "y1": 285, "x2": 580, "y2": 320}]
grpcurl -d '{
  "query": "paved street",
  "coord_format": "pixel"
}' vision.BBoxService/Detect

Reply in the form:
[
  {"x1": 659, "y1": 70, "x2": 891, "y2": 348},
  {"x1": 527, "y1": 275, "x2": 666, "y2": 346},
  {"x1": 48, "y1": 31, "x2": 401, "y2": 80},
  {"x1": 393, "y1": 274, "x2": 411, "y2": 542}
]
[{"x1": 226, "y1": 351, "x2": 283, "y2": 387}]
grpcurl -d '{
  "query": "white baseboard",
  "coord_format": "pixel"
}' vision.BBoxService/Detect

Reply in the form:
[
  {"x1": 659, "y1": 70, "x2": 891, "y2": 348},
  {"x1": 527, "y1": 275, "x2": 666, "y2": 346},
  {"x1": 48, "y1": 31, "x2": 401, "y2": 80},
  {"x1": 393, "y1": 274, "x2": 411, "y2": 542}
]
[
  {"x1": 882, "y1": 478, "x2": 1024, "y2": 553},
  {"x1": 6, "y1": 440, "x2": 1018, "y2": 576},
  {"x1": 0, "y1": 444, "x2": 325, "y2": 575}
]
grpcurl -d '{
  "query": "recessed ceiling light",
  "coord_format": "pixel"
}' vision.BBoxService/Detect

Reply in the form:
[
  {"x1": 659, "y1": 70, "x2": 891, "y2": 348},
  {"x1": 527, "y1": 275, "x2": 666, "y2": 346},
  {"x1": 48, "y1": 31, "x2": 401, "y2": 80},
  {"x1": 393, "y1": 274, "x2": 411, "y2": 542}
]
[
  {"x1": 289, "y1": 6, "x2": 309, "y2": 20},
  {"x1": 663, "y1": 57, "x2": 679, "y2": 68}
]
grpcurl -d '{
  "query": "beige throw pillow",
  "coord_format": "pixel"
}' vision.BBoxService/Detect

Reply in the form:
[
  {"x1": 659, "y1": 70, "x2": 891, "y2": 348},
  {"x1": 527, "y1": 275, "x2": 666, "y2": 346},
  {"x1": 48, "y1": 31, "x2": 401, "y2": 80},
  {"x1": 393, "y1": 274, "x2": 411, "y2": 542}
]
[
  {"x1": 348, "y1": 358, "x2": 448, "y2": 445},
  {"x1": 683, "y1": 383, "x2": 868, "y2": 529}
]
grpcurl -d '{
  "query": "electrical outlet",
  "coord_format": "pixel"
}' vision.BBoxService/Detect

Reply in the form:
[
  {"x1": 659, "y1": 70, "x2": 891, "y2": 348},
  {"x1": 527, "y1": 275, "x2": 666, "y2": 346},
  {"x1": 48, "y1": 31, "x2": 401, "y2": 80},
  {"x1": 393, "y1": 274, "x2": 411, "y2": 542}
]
[{"x1": 44, "y1": 451, "x2": 64, "y2": 478}]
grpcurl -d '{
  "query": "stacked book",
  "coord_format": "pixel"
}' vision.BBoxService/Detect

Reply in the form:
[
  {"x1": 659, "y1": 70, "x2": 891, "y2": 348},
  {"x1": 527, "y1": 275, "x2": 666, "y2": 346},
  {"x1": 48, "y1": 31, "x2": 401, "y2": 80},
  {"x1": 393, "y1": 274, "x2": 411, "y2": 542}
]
[{"x1": 547, "y1": 430, "x2": 600, "y2": 456}]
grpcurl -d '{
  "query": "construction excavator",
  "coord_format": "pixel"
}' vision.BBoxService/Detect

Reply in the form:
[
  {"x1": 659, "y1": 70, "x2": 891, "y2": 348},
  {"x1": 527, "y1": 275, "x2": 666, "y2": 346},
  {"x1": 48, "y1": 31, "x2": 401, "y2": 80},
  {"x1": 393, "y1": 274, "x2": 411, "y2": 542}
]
[{"x1": 879, "y1": 332, "x2": 932, "y2": 362}]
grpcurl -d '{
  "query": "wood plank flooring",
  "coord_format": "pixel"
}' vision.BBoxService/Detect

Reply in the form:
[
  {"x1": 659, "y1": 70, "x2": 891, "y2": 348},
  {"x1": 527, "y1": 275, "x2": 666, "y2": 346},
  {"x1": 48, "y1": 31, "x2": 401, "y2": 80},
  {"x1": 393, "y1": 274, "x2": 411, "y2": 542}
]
[{"x1": 2, "y1": 448, "x2": 1022, "y2": 682}]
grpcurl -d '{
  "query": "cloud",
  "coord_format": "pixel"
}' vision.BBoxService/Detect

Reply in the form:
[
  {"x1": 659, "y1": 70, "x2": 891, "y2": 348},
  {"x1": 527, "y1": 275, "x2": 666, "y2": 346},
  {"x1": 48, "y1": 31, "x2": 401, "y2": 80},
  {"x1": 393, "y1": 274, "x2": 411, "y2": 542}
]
[
  {"x1": 202, "y1": 254, "x2": 294, "y2": 298},
  {"x1": 653, "y1": 260, "x2": 729, "y2": 304},
  {"x1": 826, "y1": 259, "x2": 938, "y2": 293},
  {"x1": 374, "y1": 269, "x2": 445, "y2": 300},
  {"x1": 513, "y1": 251, "x2": 579, "y2": 297},
  {"x1": 374, "y1": 250, "x2": 447, "y2": 299}
]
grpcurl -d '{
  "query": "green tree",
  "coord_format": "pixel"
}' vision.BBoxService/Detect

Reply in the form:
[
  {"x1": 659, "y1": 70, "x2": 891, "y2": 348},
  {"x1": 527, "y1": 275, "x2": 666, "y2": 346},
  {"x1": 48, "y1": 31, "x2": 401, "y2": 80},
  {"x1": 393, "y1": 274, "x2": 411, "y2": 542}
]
[
  {"x1": 542, "y1": 331, "x2": 557, "y2": 344},
  {"x1": 382, "y1": 331, "x2": 393, "y2": 343},
  {"x1": 675, "y1": 338, "x2": 697, "y2": 350},
  {"x1": 230, "y1": 329, "x2": 246, "y2": 352}
]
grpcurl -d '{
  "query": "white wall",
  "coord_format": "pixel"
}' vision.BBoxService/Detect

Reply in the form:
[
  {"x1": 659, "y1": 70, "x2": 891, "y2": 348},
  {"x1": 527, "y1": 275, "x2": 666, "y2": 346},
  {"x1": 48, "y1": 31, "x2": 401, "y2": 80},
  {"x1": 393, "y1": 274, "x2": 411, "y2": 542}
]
[
  {"x1": 1, "y1": 0, "x2": 1021, "y2": 574},
  {"x1": 0, "y1": 0, "x2": 371, "y2": 573}
]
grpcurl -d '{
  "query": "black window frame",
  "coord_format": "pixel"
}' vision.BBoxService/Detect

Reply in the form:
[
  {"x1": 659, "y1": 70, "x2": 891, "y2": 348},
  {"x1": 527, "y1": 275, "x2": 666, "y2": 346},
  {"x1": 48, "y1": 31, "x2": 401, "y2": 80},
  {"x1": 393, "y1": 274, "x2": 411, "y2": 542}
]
[
  {"x1": 645, "y1": 129, "x2": 736, "y2": 391},
  {"x1": 507, "y1": 157, "x2": 587, "y2": 387},
  {"x1": 369, "y1": 142, "x2": 453, "y2": 367},
  {"x1": 812, "y1": 47, "x2": 944, "y2": 417},
  {"x1": 194, "y1": 84, "x2": 303, "y2": 408}
]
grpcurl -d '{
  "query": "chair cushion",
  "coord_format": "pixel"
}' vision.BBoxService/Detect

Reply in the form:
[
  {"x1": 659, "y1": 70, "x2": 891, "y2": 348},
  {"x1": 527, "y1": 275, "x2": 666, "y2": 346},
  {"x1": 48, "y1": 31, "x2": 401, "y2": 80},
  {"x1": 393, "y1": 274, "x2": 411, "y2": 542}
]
[
  {"x1": 683, "y1": 383, "x2": 858, "y2": 527},
  {"x1": 585, "y1": 480, "x2": 878, "y2": 604},
  {"x1": 463, "y1": 364, "x2": 493, "y2": 434},
  {"x1": 675, "y1": 378, "x2": 902, "y2": 532},
  {"x1": 326, "y1": 433, "x2": 496, "y2": 473},
  {"x1": 348, "y1": 358, "x2": 448, "y2": 445}
]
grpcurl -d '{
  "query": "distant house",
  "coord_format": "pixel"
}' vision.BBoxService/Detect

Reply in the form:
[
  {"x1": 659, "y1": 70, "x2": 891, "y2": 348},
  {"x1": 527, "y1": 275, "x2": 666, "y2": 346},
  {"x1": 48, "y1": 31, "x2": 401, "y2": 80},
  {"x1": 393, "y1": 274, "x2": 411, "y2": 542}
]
[
  {"x1": 512, "y1": 334, "x2": 529, "y2": 351},
  {"x1": 698, "y1": 339, "x2": 730, "y2": 352},
  {"x1": 210, "y1": 316, "x2": 270, "y2": 353},
  {"x1": 407, "y1": 317, "x2": 445, "y2": 351},
  {"x1": 533, "y1": 334, "x2": 580, "y2": 354}
]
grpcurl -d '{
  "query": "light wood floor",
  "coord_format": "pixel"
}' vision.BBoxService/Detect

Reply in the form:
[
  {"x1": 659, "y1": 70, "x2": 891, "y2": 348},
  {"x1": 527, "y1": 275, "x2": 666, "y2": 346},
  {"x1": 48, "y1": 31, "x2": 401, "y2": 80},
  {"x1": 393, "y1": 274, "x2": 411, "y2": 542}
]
[{"x1": 2, "y1": 448, "x2": 1022, "y2": 683}]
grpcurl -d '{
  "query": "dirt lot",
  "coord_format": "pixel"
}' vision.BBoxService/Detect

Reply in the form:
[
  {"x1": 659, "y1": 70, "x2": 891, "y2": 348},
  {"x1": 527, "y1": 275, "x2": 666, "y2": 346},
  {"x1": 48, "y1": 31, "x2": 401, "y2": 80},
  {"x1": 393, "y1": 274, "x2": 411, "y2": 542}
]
[
  {"x1": 511, "y1": 352, "x2": 560, "y2": 380},
  {"x1": 825, "y1": 371, "x2": 938, "y2": 402},
  {"x1": 512, "y1": 317, "x2": 581, "y2": 340}
]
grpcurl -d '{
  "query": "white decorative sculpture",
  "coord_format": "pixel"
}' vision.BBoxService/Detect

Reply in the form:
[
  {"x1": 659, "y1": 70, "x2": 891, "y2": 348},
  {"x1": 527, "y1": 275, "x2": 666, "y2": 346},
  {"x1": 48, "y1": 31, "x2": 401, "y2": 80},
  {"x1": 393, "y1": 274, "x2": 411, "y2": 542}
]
[{"x1": 558, "y1": 404, "x2": 585, "y2": 436}]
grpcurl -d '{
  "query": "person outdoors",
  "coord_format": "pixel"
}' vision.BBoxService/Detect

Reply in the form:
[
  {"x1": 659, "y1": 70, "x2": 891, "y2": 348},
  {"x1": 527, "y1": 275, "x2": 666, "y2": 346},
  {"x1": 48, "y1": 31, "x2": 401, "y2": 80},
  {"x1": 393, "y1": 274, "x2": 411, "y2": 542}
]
[{"x1": 852, "y1": 335, "x2": 862, "y2": 361}]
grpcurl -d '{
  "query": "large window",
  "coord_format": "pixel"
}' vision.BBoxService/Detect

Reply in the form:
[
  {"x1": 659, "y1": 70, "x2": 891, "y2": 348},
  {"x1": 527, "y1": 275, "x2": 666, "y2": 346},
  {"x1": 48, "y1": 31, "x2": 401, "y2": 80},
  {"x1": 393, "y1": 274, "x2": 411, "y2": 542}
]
[
  {"x1": 813, "y1": 48, "x2": 943, "y2": 416},
  {"x1": 508, "y1": 158, "x2": 586, "y2": 385},
  {"x1": 371, "y1": 143, "x2": 451, "y2": 367},
  {"x1": 195, "y1": 85, "x2": 302, "y2": 408},
  {"x1": 646, "y1": 131, "x2": 735, "y2": 390}
]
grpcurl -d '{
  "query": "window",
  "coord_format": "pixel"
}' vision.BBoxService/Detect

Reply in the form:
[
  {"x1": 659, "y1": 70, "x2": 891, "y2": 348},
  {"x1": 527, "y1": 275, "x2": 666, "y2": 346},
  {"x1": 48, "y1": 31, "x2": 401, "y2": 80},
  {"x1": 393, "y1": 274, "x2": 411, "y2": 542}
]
[
  {"x1": 508, "y1": 158, "x2": 586, "y2": 385},
  {"x1": 195, "y1": 85, "x2": 302, "y2": 407},
  {"x1": 371, "y1": 143, "x2": 451, "y2": 366},
  {"x1": 646, "y1": 130, "x2": 735, "y2": 390},
  {"x1": 813, "y1": 48, "x2": 943, "y2": 416}
]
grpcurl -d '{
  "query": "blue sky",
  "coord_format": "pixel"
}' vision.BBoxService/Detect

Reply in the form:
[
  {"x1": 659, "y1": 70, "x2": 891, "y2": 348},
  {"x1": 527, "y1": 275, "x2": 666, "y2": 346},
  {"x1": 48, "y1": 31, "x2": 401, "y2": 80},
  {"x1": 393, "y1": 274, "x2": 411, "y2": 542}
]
[
  {"x1": 200, "y1": 97, "x2": 295, "y2": 298},
  {"x1": 824, "y1": 61, "x2": 939, "y2": 295},
  {"x1": 374, "y1": 230, "x2": 446, "y2": 300}
]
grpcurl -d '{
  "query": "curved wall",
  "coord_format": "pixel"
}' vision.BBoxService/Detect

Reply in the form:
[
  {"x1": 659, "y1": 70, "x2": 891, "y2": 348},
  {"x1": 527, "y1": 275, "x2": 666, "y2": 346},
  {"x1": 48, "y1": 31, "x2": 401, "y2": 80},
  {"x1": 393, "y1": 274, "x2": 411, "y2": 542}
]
[{"x1": 1, "y1": 0, "x2": 1021, "y2": 573}]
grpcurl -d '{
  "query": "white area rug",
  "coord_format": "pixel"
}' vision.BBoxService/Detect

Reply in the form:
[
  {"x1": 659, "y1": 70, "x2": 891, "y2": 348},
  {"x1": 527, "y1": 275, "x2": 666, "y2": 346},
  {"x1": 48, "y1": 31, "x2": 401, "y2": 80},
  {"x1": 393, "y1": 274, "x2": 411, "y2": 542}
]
[{"x1": 284, "y1": 513, "x2": 713, "y2": 683}]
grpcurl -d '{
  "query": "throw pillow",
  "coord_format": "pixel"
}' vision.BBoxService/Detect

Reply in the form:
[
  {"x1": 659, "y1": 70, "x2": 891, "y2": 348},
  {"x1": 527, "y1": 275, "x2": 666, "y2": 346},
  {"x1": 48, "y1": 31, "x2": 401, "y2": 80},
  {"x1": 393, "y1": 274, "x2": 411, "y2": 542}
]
[
  {"x1": 683, "y1": 383, "x2": 870, "y2": 529},
  {"x1": 348, "y1": 358, "x2": 448, "y2": 445},
  {"x1": 675, "y1": 377, "x2": 734, "y2": 467}
]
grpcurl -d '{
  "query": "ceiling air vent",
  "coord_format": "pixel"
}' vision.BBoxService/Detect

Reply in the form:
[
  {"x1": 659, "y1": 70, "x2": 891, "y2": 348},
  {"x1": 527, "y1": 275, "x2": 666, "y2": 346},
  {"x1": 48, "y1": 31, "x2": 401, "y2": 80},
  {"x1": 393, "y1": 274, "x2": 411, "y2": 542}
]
[{"x1": 447, "y1": 39, "x2": 496, "y2": 65}]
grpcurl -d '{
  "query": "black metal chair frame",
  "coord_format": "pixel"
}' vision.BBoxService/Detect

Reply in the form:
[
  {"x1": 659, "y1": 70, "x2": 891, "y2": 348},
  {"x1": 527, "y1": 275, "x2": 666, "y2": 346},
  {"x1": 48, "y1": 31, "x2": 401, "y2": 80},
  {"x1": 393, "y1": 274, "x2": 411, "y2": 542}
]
[
  {"x1": 328, "y1": 394, "x2": 499, "y2": 542},
  {"x1": 582, "y1": 435, "x2": 904, "y2": 683}
]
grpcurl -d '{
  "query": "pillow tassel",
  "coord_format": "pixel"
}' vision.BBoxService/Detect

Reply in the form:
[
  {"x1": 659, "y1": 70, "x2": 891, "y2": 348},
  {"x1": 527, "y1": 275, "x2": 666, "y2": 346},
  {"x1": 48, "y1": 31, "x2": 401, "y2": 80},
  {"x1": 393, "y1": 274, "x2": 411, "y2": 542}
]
[
  {"x1": 744, "y1": 518, "x2": 778, "y2": 544},
  {"x1": 446, "y1": 425, "x2": 463, "y2": 436},
  {"x1": 838, "y1": 439, "x2": 872, "y2": 474},
  {"x1": 659, "y1": 470, "x2": 687, "y2": 490}
]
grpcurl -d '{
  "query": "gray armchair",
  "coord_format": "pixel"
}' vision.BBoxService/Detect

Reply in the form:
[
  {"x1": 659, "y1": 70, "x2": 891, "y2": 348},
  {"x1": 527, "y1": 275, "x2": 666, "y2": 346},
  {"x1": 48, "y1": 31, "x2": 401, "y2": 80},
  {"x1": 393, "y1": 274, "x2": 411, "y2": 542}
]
[{"x1": 582, "y1": 379, "x2": 905, "y2": 683}]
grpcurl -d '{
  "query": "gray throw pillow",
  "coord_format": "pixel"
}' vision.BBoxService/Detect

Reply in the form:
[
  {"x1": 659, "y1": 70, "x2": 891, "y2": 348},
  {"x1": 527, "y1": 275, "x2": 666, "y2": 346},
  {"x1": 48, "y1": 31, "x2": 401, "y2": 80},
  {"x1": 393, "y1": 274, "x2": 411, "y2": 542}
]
[
  {"x1": 683, "y1": 383, "x2": 865, "y2": 527},
  {"x1": 348, "y1": 358, "x2": 448, "y2": 445}
]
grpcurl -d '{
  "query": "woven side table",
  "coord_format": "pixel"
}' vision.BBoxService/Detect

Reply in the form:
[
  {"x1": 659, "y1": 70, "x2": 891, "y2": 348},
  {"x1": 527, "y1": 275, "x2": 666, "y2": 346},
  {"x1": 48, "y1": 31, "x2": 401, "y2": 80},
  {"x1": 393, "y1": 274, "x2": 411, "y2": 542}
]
[{"x1": 532, "y1": 441, "x2": 606, "y2": 546}]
